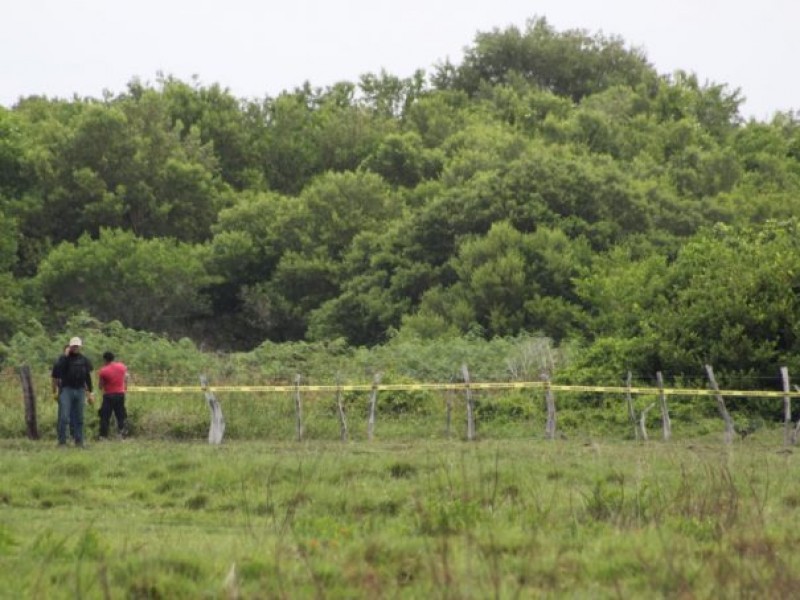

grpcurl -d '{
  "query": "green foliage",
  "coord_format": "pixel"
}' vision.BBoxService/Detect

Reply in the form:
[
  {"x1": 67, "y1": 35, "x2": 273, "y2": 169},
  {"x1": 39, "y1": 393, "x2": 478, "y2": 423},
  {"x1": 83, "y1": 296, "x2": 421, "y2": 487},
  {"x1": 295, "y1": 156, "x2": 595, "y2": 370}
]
[
  {"x1": 293, "y1": 170, "x2": 399, "y2": 259},
  {"x1": 0, "y1": 274, "x2": 36, "y2": 349},
  {"x1": 437, "y1": 17, "x2": 657, "y2": 102},
  {"x1": 255, "y1": 80, "x2": 396, "y2": 194},
  {"x1": 34, "y1": 229, "x2": 218, "y2": 335},
  {"x1": 571, "y1": 220, "x2": 800, "y2": 398},
  {"x1": 0, "y1": 108, "x2": 30, "y2": 201},
  {"x1": 360, "y1": 131, "x2": 443, "y2": 187},
  {"x1": 10, "y1": 91, "x2": 230, "y2": 250},
  {"x1": 404, "y1": 89, "x2": 473, "y2": 147},
  {"x1": 158, "y1": 75, "x2": 260, "y2": 190},
  {"x1": 2, "y1": 16, "x2": 800, "y2": 376},
  {"x1": 3, "y1": 314, "x2": 219, "y2": 383},
  {"x1": 652, "y1": 221, "x2": 800, "y2": 375},
  {"x1": 411, "y1": 222, "x2": 591, "y2": 339},
  {"x1": 575, "y1": 245, "x2": 670, "y2": 338},
  {"x1": 0, "y1": 208, "x2": 33, "y2": 343}
]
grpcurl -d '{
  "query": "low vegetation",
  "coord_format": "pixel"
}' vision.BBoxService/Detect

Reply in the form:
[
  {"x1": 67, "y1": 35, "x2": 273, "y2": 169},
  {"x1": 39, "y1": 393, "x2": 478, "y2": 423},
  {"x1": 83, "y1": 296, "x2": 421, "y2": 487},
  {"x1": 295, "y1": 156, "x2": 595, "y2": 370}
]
[
  {"x1": 1, "y1": 327, "x2": 794, "y2": 597},
  {"x1": 2, "y1": 434, "x2": 799, "y2": 598}
]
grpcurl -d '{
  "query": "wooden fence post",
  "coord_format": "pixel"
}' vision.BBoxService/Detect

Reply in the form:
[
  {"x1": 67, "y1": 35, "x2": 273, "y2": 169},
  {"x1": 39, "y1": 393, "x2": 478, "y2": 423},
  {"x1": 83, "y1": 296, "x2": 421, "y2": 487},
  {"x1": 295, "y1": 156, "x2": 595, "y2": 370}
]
[
  {"x1": 199, "y1": 375, "x2": 225, "y2": 445},
  {"x1": 792, "y1": 385, "x2": 800, "y2": 445},
  {"x1": 445, "y1": 386, "x2": 453, "y2": 438},
  {"x1": 17, "y1": 366, "x2": 40, "y2": 440},
  {"x1": 705, "y1": 364, "x2": 735, "y2": 445},
  {"x1": 625, "y1": 371, "x2": 638, "y2": 441},
  {"x1": 462, "y1": 364, "x2": 475, "y2": 441},
  {"x1": 656, "y1": 371, "x2": 672, "y2": 441},
  {"x1": 367, "y1": 373, "x2": 381, "y2": 441},
  {"x1": 335, "y1": 380, "x2": 348, "y2": 442},
  {"x1": 543, "y1": 372, "x2": 556, "y2": 441},
  {"x1": 639, "y1": 403, "x2": 655, "y2": 441},
  {"x1": 294, "y1": 374, "x2": 303, "y2": 442},
  {"x1": 781, "y1": 367, "x2": 791, "y2": 446}
]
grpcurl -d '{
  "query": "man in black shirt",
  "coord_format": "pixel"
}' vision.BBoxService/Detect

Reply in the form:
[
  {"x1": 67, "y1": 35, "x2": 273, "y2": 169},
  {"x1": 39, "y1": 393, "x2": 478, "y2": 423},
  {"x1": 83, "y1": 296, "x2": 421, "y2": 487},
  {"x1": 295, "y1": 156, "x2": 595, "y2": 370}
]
[{"x1": 52, "y1": 336, "x2": 95, "y2": 447}]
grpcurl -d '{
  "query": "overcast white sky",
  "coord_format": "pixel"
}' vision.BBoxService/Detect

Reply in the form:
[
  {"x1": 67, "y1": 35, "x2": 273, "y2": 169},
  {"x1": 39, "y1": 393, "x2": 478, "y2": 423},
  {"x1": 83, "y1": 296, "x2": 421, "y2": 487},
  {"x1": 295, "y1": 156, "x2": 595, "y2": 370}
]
[{"x1": 1, "y1": 0, "x2": 797, "y2": 121}]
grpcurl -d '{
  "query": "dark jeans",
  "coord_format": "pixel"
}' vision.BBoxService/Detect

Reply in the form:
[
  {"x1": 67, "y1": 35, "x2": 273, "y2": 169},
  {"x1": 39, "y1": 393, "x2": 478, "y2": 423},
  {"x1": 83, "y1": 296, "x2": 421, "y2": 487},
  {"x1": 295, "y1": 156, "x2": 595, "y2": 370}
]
[
  {"x1": 99, "y1": 393, "x2": 127, "y2": 437},
  {"x1": 58, "y1": 387, "x2": 85, "y2": 445}
]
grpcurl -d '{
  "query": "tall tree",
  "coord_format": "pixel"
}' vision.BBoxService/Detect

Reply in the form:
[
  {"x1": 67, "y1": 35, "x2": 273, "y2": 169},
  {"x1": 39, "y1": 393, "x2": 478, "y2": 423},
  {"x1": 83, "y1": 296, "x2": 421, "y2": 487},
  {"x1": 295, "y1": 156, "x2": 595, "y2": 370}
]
[
  {"x1": 35, "y1": 229, "x2": 217, "y2": 335},
  {"x1": 406, "y1": 222, "x2": 591, "y2": 339},
  {"x1": 435, "y1": 17, "x2": 657, "y2": 102}
]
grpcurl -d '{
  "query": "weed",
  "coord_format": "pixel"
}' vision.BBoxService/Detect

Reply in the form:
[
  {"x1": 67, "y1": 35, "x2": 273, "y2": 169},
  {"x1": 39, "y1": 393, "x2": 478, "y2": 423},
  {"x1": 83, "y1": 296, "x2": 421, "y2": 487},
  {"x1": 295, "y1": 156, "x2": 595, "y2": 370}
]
[
  {"x1": 154, "y1": 479, "x2": 185, "y2": 495},
  {"x1": 388, "y1": 461, "x2": 417, "y2": 479},
  {"x1": 782, "y1": 492, "x2": 800, "y2": 508},
  {"x1": 184, "y1": 494, "x2": 209, "y2": 510},
  {"x1": 0, "y1": 526, "x2": 17, "y2": 553},
  {"x1": 58, "y1": 462, "x2": 91, "y2": 478}
]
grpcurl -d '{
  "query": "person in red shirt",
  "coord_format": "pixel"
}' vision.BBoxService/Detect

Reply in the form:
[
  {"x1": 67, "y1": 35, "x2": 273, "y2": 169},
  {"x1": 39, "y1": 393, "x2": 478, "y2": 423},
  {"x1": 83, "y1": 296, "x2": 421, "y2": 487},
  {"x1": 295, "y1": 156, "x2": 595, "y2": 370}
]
[{"x1": 97, "y1": 351, "x2": 130, "y2": 439}]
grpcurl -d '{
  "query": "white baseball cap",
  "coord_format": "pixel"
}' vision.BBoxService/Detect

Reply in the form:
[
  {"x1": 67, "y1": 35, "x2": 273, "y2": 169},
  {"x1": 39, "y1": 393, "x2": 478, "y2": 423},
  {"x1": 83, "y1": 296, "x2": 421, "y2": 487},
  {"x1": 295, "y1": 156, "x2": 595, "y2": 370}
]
[{"x1": 69, "y1": 336, "x2": 82, "y2": 347}]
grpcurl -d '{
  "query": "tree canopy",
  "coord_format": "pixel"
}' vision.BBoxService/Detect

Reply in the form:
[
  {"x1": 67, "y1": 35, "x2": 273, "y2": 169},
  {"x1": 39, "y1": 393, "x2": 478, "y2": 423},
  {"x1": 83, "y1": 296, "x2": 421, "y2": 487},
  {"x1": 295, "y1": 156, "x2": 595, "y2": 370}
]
[{"x1": 1, "y1": 17, "x2": 799, "y2": 391}]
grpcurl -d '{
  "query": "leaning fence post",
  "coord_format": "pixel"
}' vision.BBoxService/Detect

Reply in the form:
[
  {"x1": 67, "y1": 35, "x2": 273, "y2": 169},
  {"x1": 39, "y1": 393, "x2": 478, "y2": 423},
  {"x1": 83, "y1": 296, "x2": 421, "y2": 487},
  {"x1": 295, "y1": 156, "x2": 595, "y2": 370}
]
[
  {"x1": 543, "y1": 372, "x2": 556, "y2": 441},
  {"x1": 462, "y1": 364, "x2": 475, "y2": 441},
  {"x1": 367, "y1": 372, "x2": 381, "y2": 441},
  {"x1": 781, "y1": 367, "x2": 791, "y2": 446},
  {"x1": 639, "y1": 403, "x2": 655, "y2": 441},
  {"x1": 705, "y1": 364, "x2": 735, "y2": 445},
  {"x1": 625, "y1": 371, "x2": 638, "y2": 440},
  {"x1": 656, "y1": 371, "x2": 672, "y2": 441},
  {"x1": 199, "y1": 375, "x2": 225, "y2": 445},
  {"x1": 335, "y1": 378, "x2": 348, "y2": 442},
  {"x1": 294, "y1": 374, "x2": 303, "y2": 442},
  {"x1": 17, "y1": 365, "x2": 39, "y2": 440}
]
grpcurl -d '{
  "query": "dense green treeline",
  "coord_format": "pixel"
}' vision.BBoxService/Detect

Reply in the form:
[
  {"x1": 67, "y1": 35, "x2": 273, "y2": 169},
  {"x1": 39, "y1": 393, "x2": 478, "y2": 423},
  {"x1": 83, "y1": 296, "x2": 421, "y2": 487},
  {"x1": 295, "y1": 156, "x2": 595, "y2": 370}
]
[{"x1": 2, "y1": 17, "x2": 800, "y2": 391}]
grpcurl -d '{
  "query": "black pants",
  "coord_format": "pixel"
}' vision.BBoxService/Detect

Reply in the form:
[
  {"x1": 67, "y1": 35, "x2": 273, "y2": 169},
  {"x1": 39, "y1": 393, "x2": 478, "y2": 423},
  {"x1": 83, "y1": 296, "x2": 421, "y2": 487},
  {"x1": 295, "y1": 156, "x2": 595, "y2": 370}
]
[{"x1": 99, "y1": 393, "x2": 127, "y2": 437}]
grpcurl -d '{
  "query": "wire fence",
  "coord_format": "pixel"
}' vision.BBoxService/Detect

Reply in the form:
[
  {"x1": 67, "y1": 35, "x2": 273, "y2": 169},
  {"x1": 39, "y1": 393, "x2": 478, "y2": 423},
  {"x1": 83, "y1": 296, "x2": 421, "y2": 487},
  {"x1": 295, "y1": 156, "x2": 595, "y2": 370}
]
[{"x1": 4, "y1": 367, "x2": 799, "y2": 443}]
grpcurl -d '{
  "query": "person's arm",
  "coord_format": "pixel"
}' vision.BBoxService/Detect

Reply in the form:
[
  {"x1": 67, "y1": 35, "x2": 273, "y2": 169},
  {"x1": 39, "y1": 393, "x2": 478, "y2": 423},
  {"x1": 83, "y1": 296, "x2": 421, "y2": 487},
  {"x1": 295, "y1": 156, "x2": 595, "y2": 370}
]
[
  {"x1": 85, "y1": 359, "x2": 95, "y2": 404},
  {"x1": 51, "y1": 357, "x2": 64, "y2": 401}
]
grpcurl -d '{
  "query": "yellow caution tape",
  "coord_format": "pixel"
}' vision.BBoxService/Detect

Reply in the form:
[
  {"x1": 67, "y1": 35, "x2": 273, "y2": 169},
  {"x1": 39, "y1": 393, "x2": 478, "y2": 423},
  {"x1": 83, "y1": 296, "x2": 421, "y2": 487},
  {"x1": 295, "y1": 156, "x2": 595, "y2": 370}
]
[
  {"x1": 129, "y1": 386, "x2": 205, "y2": 393},
  {"x1": 126, "y1": 382, "x2": 800, "y2": 398}
]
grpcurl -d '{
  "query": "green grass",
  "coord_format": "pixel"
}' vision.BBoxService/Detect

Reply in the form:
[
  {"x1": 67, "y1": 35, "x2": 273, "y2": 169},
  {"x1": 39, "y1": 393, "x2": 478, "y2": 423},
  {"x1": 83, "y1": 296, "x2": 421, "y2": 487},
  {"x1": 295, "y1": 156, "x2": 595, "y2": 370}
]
[
  {"x1": 3, "y1": 371, "x2": 799, "y2": 597},
  {"x1": 2, "y1": 435, "x2": 800, "y2": 598}
]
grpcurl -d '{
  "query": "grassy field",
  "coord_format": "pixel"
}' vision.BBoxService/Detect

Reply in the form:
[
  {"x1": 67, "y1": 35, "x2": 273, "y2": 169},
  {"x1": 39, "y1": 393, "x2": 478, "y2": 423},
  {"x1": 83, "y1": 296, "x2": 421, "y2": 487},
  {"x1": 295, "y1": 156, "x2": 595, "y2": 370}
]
[
  {"x1": 2, "y1": 432, "x2": 800, "y2": 599},
  {"x1": 1, "y1": 367, "x2": 796, "y2": 597}
]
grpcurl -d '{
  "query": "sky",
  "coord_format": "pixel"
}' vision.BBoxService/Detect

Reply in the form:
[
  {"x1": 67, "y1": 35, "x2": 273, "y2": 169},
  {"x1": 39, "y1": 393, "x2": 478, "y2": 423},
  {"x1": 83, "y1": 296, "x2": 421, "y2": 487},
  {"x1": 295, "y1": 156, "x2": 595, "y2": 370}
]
[{"x1": 1, "y1": 0, "x2": 797, "y2": 121}]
